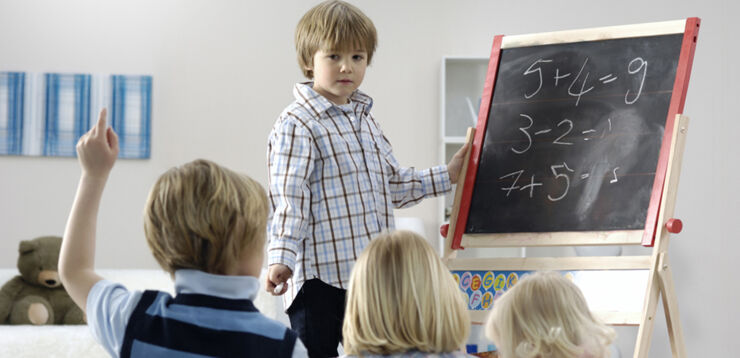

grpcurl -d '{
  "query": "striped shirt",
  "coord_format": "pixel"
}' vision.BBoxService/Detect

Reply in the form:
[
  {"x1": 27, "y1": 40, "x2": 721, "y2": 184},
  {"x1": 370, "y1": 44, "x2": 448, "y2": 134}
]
[
  {"x1": 87, "y1": 270, "x2": 307, "y2": 357},
  {"x1": 267, "y1": 83, "x2": 451, "y2": 308},
  {"x1": 121, "y1": 291, "x2": 297, "y2": 357}
]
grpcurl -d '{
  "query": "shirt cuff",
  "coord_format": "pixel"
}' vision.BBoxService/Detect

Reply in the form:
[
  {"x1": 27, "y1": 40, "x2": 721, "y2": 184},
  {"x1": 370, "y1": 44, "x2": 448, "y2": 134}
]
[
  {"x1": 424, "y1": 164, "x2": 452, "y2": 197},
  {"x1": 267, "y1": 238, "x2": 299, "y2": 272}
]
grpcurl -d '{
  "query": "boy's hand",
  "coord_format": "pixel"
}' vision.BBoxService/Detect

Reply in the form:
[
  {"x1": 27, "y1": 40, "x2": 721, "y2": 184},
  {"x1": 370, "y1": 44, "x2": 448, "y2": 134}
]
[
  {"x1": 266, "y1": 264, "x2": 292, "y2": 296},
  {"x1": 446, "y1": 141, "x2": 470, "y2": 184},
  {"x1": 76, "y1": 108, "x2": 119, "y2": 178}
]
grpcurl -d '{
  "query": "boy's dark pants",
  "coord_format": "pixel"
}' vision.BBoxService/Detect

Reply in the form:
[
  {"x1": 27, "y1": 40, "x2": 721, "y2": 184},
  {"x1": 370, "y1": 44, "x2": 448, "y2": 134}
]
[{"x1": 287, "y1": 279, "x2": 346, "y2": 358}]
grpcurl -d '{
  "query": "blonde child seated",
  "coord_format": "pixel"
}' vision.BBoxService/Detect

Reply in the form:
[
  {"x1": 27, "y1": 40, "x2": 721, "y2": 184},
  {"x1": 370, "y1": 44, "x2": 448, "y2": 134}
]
[
  {"x1": 485, "y1": 271, "x2": 615, "y2": 358},
  {"x1": 59, "y1": 109, "x2": 306, "y2": 357},
  {"x1": 341, "y1": 230, "x2": 472, "y2": 357}
]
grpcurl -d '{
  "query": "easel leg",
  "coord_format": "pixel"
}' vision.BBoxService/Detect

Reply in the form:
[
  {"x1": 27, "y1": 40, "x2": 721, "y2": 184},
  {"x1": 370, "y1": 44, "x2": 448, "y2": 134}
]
[
  {"x1": 634, "y1": 114, "x2": 690, "y2": 357},
  {"x1": 658, "y1": 254, "x2": 687, "y2": 358},
  {"x1": 634, "y1": 267, "x2": 661, "y2": 358}
]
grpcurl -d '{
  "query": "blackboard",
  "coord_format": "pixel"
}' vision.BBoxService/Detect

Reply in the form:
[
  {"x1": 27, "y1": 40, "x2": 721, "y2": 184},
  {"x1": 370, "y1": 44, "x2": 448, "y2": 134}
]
[
  {"x1": 445, "y1": 20, "x2": 699, "y2": 357},
  {"x1": 454, "y1": 22, "x2": 698, "y2": 238}
]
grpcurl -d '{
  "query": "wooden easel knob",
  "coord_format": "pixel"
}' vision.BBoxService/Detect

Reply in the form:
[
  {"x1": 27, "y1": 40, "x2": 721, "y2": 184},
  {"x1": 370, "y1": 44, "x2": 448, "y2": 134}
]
[
  {"x1": 440, "y1": 224, "x2": 449, "y2": 238},
  {"x1": 666, "y1": 219, "x2": 683, "y2": 234}
]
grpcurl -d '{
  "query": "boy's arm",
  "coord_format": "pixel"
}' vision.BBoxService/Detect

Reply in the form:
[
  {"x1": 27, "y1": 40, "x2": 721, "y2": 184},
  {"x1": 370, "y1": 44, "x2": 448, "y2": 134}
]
[
  {"x1": 380, "y1": 133, "x2": 468, "y2": 208},
  {"x1": 59, "y1": 108, "x2": 119, "y2": 313},
  {"x1": 265, "y1": 118, "x2": 314, "y2": 295}
]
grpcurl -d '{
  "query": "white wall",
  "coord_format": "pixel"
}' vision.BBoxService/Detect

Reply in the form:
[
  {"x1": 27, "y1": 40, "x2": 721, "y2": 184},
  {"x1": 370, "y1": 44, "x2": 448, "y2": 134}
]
[{"x1": 1, "y1": 0, "x2": 737, "y2": 356}]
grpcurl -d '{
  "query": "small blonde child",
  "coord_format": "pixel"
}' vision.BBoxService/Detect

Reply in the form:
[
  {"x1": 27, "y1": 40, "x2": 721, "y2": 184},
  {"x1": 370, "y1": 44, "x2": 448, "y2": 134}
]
[
  {"x1": 59, "y1": 109, "x2": 306, "y2": 357},
  {"x1": 341, "y1": 230, "x2": 472, "y2": 357},
  {"x1": 484, "y1": 271, "x2": 615, "y2": 358}
]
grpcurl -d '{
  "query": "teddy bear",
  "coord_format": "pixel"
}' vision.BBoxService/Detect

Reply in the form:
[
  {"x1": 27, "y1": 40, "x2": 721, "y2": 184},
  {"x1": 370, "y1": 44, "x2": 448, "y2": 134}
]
[{"x1": 0, "y1": 236, "x2": 85, "y2": 325}]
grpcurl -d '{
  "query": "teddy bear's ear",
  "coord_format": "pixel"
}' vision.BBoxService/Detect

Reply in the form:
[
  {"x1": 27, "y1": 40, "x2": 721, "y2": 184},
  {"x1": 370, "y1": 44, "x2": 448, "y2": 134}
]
[{"x1": 18, "y1": 240, "x2": 37, "y2": 255}]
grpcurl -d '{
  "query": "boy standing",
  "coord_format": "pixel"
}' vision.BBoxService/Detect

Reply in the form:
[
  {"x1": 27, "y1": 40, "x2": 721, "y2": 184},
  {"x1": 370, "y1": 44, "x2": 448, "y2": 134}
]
[
  {"x1": 60, "y1": 109, "x2": 307, "y2": 357},
  {"x1": 265, "y1": 1, "x2": 468, "y2": 356}
]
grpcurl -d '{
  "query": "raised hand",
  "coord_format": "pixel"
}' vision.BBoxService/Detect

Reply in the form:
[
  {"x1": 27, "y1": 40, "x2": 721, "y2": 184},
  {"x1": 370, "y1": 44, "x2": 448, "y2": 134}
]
[
  {"x1": 60, "y1": 108, "x2": 117, "y2": 312},
  {"x1": 76, "y1": 108, "x2": 119, "y2": 178}
]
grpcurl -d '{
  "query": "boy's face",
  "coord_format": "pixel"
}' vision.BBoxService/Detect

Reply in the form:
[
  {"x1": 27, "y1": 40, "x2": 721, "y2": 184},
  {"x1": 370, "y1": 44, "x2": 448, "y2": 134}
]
[{"x1": 308, "y1": 47, "x2": 367, "y2": 105}]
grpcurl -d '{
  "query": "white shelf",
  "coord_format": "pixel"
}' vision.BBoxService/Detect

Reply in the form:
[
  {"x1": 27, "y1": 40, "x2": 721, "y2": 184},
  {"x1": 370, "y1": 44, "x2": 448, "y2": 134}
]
[
  {"x1": 438, "y1": 56, "x2": 488, "y2": 255},
  {"x1": 439, "y1": 56, "x2": 522, "y2": 259},
  {"x1": 439, "y1": 57, "x2": 488, "y2": 230}
]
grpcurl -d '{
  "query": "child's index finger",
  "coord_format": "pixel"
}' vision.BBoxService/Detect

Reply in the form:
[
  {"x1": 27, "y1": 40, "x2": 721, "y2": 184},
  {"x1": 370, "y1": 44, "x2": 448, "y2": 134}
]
[{"x1": 97, "y1": 108, "x2": 108, "y2": 129}]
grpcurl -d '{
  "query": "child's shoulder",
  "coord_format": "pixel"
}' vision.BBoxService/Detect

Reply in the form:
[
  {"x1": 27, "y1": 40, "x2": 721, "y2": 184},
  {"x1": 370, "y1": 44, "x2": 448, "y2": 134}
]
[
  {"x1": 273, "y1": 87, "x2": 324, "y2": 129},
  {"x1": 278, "y1": 83, "x2": 327, "y2": 119},
  {"x1": 279, "y1": 99, "x2": 319, "y2": 123},
  {"x1": 270, "y1": 104, "x2": 318, "y2": 140},
  {"x1": 271, "y1": 85, "x2": 326, "y2": 136}
]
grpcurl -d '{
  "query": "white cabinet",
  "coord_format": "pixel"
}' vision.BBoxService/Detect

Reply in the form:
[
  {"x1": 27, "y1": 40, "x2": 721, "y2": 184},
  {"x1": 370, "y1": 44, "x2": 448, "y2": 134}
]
[{"x1": 440, "y1": 57, "x2": 489, "y2": 223}]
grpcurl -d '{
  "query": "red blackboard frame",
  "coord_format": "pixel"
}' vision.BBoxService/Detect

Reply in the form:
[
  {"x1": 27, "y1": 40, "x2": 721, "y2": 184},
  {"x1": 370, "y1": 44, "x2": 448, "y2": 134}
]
[{"x1": 450, "y1": 18, "x2": 700, "y2": 249}]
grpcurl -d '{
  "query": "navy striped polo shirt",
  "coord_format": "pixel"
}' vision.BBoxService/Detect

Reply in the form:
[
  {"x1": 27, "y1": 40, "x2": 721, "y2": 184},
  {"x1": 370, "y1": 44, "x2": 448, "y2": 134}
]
[{"x1": 120, "y1": 289, "x2": 298, "y2": 357}]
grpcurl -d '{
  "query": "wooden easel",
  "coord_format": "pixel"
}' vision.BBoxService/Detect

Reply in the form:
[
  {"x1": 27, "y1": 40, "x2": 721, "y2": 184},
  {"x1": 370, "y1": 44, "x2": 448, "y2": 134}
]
[{"x1": 443, "y1": 113, "x2": 689, "y2": 357}]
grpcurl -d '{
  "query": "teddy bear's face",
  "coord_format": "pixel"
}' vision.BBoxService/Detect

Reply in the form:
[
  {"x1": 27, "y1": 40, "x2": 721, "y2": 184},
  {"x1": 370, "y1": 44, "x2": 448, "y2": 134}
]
[{"x1": 18, "y1": 236, "x2": 63, "y2": 289}]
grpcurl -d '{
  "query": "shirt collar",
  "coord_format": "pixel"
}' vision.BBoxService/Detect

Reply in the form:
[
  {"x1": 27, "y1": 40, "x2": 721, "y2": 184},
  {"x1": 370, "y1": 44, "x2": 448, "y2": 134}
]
[
  {"x1": 174, "y1": 269, "x2": 259, "y2": 301},
  {"x1": 293, "y1": 82, "x2": 373, "y2": 116}
]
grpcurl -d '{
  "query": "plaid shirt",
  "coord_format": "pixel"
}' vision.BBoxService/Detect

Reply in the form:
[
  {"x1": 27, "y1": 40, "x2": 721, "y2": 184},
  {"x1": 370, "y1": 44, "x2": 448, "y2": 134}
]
[{"x1": 267, "y1": 83, "x2": 451, "y2": 308}]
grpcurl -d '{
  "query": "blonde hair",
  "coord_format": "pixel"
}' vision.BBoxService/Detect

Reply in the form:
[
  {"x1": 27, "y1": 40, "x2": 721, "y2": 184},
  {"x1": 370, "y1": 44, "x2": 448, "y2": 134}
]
[
  {"x1": 342, "y1": 230, "x2": 470, "y2": 355},
  {"x1": 143, "y1": 159, "x2": 268, "y2": 275},
  {"x1": 485, "y1": 271, "x2": 615, "y2": 358},
  {"x1": 295, "y1": 0, "x2": 377, "y2": 78}
]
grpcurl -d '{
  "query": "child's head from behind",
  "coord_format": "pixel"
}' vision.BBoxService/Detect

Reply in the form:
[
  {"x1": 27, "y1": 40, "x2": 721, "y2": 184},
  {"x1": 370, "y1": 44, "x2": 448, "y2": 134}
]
[
  {"x1": 144, "y1": 159, "x2": 268, "y2": 277},
  {"x1": 295, "y1": 0, "x2": 377, "y2": 79},
  {"x1": 343, "y1": 230, "x2": 470, "y2": 355},
  {"x1": 486, "y1": 271, "x2": 615, "y2": 358}
]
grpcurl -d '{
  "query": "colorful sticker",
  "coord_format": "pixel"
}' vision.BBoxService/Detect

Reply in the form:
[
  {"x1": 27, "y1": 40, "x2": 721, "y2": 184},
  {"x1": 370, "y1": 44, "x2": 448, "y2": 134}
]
[
  {"x1": 460, "y1": 271, "x2": 472, "y2": 290},
  {"x1": 471, "y1": 274, "x2": 482, "y2": 291},
  {"x1": 469, "y1": 290, "x2": 483, "y2": 309},
  {"x1": 481, "y1": 291, "x2": 494, "y2": 310},
  {"x1": 482, "y1": 271, "x2": 494, "y2": 290},
  {"x1": 450, "y1": 270, "x2": 578, "y2": 312},
  {"x1": 507, "y1": 272, "x2": 519, "y2": 288},
  {"x1": 494, "y1": 273, "x2": 506, "y2": 292}
]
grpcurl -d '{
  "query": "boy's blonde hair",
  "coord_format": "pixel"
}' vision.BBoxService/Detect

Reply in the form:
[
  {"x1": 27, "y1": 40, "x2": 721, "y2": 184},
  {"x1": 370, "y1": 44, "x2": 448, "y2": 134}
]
[
  {"x1": 485, "y1": 271, "x2": 616, "y2": 358},
  {"x1": 342, "y1": 230, "x2": 470, "y2": 355},
  {"x1": 143, "y1": 159, "x2": 268, "y2": 275},
  {"x1": 295, "y1": 0, "x2": 377, "y2": 78}
]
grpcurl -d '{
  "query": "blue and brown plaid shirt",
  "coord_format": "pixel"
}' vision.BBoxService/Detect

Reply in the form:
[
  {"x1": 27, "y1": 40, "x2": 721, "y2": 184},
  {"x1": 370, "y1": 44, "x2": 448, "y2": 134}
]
[{"x1": 267, "y1": 83, "x2": 451, "y2": 308}]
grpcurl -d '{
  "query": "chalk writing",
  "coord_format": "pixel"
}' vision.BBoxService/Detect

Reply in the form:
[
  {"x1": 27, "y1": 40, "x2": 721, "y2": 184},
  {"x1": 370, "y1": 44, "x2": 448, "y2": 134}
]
[
  {"x1": 466, "y1": 33, "x2": 686, "y2": 234},
  {"x1": 625, "y1": 57, "x2": 648, "y2": 104},
  {"x1": 495, "y1": 55, "x2": 654, "y2": 201},
  {"x1": 522, "y1": 56, "x2": 650, "y2": 107}
]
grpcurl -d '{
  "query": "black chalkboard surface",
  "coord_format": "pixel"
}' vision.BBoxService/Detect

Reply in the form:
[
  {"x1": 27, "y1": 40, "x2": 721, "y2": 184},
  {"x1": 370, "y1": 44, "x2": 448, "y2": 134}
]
[{"x1": 465, "y1": 34, "x2": 684, "y2": 234}]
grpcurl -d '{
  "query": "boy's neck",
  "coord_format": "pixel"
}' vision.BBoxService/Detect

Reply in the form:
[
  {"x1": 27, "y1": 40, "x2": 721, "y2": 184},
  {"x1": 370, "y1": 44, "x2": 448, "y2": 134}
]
[
  {"x1": 310, "y1": 82, "x2": 352, "y2": 105},
  {"x1": 330, "y1": 97, "x2": 350, "y2": 105}
]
